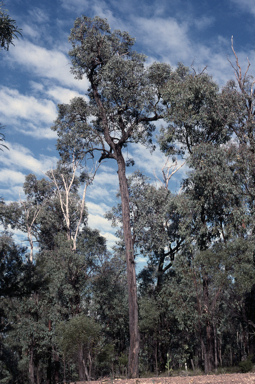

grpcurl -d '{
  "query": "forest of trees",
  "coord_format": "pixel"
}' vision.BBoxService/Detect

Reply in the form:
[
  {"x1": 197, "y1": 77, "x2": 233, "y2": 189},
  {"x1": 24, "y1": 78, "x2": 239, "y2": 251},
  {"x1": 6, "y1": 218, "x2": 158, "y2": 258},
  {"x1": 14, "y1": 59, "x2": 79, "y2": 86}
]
[{"x1": 1, "y1": 11, "x2": 255, "y2": 384}]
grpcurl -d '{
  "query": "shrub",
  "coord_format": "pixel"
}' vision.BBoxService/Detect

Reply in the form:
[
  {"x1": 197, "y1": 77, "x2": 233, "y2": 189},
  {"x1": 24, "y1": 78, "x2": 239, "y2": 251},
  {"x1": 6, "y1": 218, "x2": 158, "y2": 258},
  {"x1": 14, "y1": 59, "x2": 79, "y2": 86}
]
[{"x1": 238, "y1": 355, "x2": 253, "y2": 373}]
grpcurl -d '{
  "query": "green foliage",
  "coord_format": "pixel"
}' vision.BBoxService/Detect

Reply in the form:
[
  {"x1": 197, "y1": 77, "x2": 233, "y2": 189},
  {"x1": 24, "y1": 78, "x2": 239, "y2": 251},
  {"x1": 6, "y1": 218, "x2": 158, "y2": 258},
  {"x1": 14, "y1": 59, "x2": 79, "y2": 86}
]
[
  {"x1": 159, "y1": 63, "x2": 229, "y2": 157},
  {"x1": 0, "y1": 165, "x2": 109, "y2": 382},
  {"x1": 56, "y1": 315, "x2": 101, "y2": 358},
  {"x1": 0, "y1": 2, "x2": 21, "y2": 50},
  {"x1": 119, "y1": 351, "x2": 128, "y2": 368},
  {"x1": 106, "y1": 171, "x2": 185, "y2": 291},
  {"x1": 91, "y1": 254, "x2": 129, "y2": 354},
  {"x1": 52, "y1": 15, "x2": 171, "y2": 166},
  {"x1": 0, "y1": 233, "x2": 39, "y2": 298},
  {"x1": 96, "y1": 344, "x2": 115, "y2": 375},
  {"x1": 0, "y1": 234, "x2": 45, "y2": 384},
  {"x1": 238, "y1": 355, "x2": 253, "y2": 373},
  {"x1": 165, "y1": 353, "x2": 173, "y2": 376}
]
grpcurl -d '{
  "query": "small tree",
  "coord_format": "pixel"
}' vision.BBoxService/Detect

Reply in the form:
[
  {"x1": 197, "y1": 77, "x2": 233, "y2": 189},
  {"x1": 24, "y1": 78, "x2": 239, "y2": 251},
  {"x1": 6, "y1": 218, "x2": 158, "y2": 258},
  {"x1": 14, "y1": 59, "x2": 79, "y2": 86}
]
[{"x1": 56, "y1": 315, "x2": 101, "y2": 381}]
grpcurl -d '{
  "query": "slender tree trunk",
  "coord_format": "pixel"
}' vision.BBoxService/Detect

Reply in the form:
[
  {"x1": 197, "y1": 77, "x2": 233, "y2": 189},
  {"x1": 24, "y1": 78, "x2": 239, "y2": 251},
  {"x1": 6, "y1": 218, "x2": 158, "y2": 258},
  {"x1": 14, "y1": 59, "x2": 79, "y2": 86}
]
[
  {"x1": 206, "y1": 322, "x2": 214, "y2": 372},
  {"x1": 53, "y1": 349, "x2": 59, "y2": 384},
  {"x1": 203, "y1": 272, "x2": 214, "y2": 373},
  {"x1": 213, "y1": 321, "x2": 218, "y2": 372},
  {"x1": 201, "y1": 338, "x2": 207, "y2": 374},
  {"x1": 36, "y1": 366, "x2": 41, "y2": 384},
  {"x1": 63, "y1": 357, "x2": 66, "y2": 384},
  {"x1": 47, "y1": 348, "x2": 52, "y2": 384},
  {"x1": 78, "y1": 346, "x2": 85, "y2": 381},
  {"x1": 47, "y1": 320, "x2": 52, "y2": 384},
  {"x1": 82, "y1": 357, "x2": 90, "y2": 381},
  {"x1": 117, "y1": 154, "x2": 140, "y2": 378},
  {"x1": 29, "y1": 346, "x2": 35, "y2": 384},
  {"x1": 219, "y1": 336, "x2": 222, "y2": 367},
  {"x1": 155, "y1": 342, "x2": 158, "y2": 376},
  {"x1": 88, "y1": 351, "x2": 92, "y2": 380}
]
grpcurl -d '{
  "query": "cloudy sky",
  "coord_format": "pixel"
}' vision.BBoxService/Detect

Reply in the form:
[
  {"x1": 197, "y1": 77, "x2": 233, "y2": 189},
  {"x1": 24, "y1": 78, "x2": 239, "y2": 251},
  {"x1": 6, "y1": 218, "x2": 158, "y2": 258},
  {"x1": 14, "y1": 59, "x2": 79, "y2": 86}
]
[{"x1": 1, "y1": 0, "x2": 255, "y2": 261}]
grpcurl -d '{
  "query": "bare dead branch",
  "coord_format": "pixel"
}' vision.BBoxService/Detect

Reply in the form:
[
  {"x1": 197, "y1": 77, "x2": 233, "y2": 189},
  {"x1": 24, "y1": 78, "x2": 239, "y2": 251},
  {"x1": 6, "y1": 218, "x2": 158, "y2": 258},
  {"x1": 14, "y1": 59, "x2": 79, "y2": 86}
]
[
  {"x1": 228, "y1": 36, "x2": 251, "y2": 94},
  {"x1": 154, "y1": 157, "x2": 186, "y2": 189},
  {"x1": 45, "y1": 158, "x2": 101, "y2": 251},
  {"x1": 19, "y1": 191, "x2": 45, "y2": 262}
]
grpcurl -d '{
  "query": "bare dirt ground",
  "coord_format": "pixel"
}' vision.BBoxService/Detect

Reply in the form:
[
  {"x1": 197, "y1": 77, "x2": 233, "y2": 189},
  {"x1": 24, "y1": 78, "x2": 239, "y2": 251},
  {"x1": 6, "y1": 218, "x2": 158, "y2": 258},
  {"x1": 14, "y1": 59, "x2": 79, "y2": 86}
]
[{"x1": 71, "y1": 373, "x2": 255, "y2": 384}]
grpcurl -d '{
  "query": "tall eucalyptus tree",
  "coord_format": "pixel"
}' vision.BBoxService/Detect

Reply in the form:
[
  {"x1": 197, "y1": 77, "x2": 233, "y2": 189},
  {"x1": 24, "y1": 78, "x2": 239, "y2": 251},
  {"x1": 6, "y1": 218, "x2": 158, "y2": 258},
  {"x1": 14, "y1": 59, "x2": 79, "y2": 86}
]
[{"x1": 52, "y1": 16, "x2": 171, "y2": 377}]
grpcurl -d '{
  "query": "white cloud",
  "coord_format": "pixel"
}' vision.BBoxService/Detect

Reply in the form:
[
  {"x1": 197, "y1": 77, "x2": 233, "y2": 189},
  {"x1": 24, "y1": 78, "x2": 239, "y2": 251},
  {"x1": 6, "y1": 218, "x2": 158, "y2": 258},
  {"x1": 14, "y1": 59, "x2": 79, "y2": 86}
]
[
  {"x1": 0, "y1": 142, "x2": 58, "y2": 174},
  {"x1": 0, "y1": 85, "x2": 82, "y2": 139},
  {"x1": 0, "y1": 86, "x2": 57, "y2": 126},
  {"x1": 19, "y1": 125, "x2": 57, "y2": 140},
  {"x1": 87, "y1": 212, "x2": 118, "y2": 248},
  {"x1": 0, "y1": 186, "x2": 25, "y2": 200},
  {"x1": 7, "y1": 40, "x2": 89, "y2": 91},
  {"x1": 101, "y1": 231, "x2": 119, "y2": 249},
  {"x1": 136, "y1": 255, "x2": 148, "y2": 263},
  {"x1": 45, "y1": 86, "x2": 85, "y2": 104},
  {"x1": 193, "y1": 16, "x2": 215, "y2": 30},
  {"x1": 21, "y1": 24, "x2": 40, "y2": 39},
  {"x1": 86, "y1": 166, "x2": 119, "y2": 203},
  {"x1": 94, "y1": 169, "x2": 119, "y2": 187},
  {"x1": 86, "y1": 201, "x2": 111, "y2": 217},
  {"x1": 30, "y1": 81, "x2": 44, "y2": 92},
  {"x1": 130, "y1": 143, "x2": 166, "y2": 176},
  {"x1": 0, "y1": 169, "x2": 25, "y2": 186},
  {"x1": 87, "y1": 185, "x2": 114, "y2": 202},
  {"x1": 28, "y1": 7, "x2": 49, "y2": 23},
  {"x1": 134, "y1": 16, "x2": 190, "y2": 62},
  {"x1": 230, "y1": 0, "x2": 255, "y2": 17},
  {"x1": 88, "y1": 213, "x2": 111, "y2": 231},
  {"x1": 0, "y1": 142, "x2": 58, "y2": 202}
]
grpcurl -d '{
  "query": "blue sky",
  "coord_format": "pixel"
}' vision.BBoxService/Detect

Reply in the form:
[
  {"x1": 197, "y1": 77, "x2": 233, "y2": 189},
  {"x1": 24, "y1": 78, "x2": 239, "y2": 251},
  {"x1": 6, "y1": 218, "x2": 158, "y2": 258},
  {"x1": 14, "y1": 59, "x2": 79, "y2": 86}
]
[{"x1": 1, "y1": 0, "x2": 255, "y2": 261}]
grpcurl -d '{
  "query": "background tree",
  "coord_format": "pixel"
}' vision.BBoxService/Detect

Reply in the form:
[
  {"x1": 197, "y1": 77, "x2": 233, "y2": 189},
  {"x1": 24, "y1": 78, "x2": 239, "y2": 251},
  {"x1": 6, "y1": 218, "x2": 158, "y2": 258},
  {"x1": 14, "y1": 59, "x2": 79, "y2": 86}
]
[
  {"x1": 1, "y1": 166, "x2": 108, "y2": 383},
  {"x1": 106, "y1": 169, "x2": 185, "y2": 291},
  {"x1": 0, "y1": 233, "x2": 43, "y2": 384},
  {"x1": 56, "y1": 315, "x2": 101, "y2": 382}
]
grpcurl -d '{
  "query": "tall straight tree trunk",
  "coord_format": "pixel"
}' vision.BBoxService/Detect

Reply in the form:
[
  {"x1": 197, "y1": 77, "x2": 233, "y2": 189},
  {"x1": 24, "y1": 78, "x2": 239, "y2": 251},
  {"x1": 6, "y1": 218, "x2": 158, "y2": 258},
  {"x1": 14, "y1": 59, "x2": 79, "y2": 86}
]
[
  {"x1": 29, "y1": 346, "x2": 35, "y2": 384},
  {"x1": 201, "y1": 338, "x2": 207, "y2": 373},
  {"x1": 63, "y1": 357, "x2": 66, "y2": 384},
  {"x1": 47, "y1": 320, "x2": 52, "y2": 384},
  {"x1": 78, "y1": 346, "x2": 85, "y2": 381},
  {"x1": 203, "y1": 272, "x2": 214, "y2": 373},
  {"x1": 205, "y1": 322, "x2": 214, "y2": 373},
  {"x1": 219, "y1": 336, "x2": 222, "y2": 366},
  {"x1": 46, "y1": 348, "x2": 52, "y2": 384},
  {"x1": 213, "y1": 321, "x2": 218, "y2": 372},
  {"x1": 53, "y1": 348, "x2": 59, "y2": 384},
  {"x1": 117, "y1": 154, "x2": 140, "y2": 378}
]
